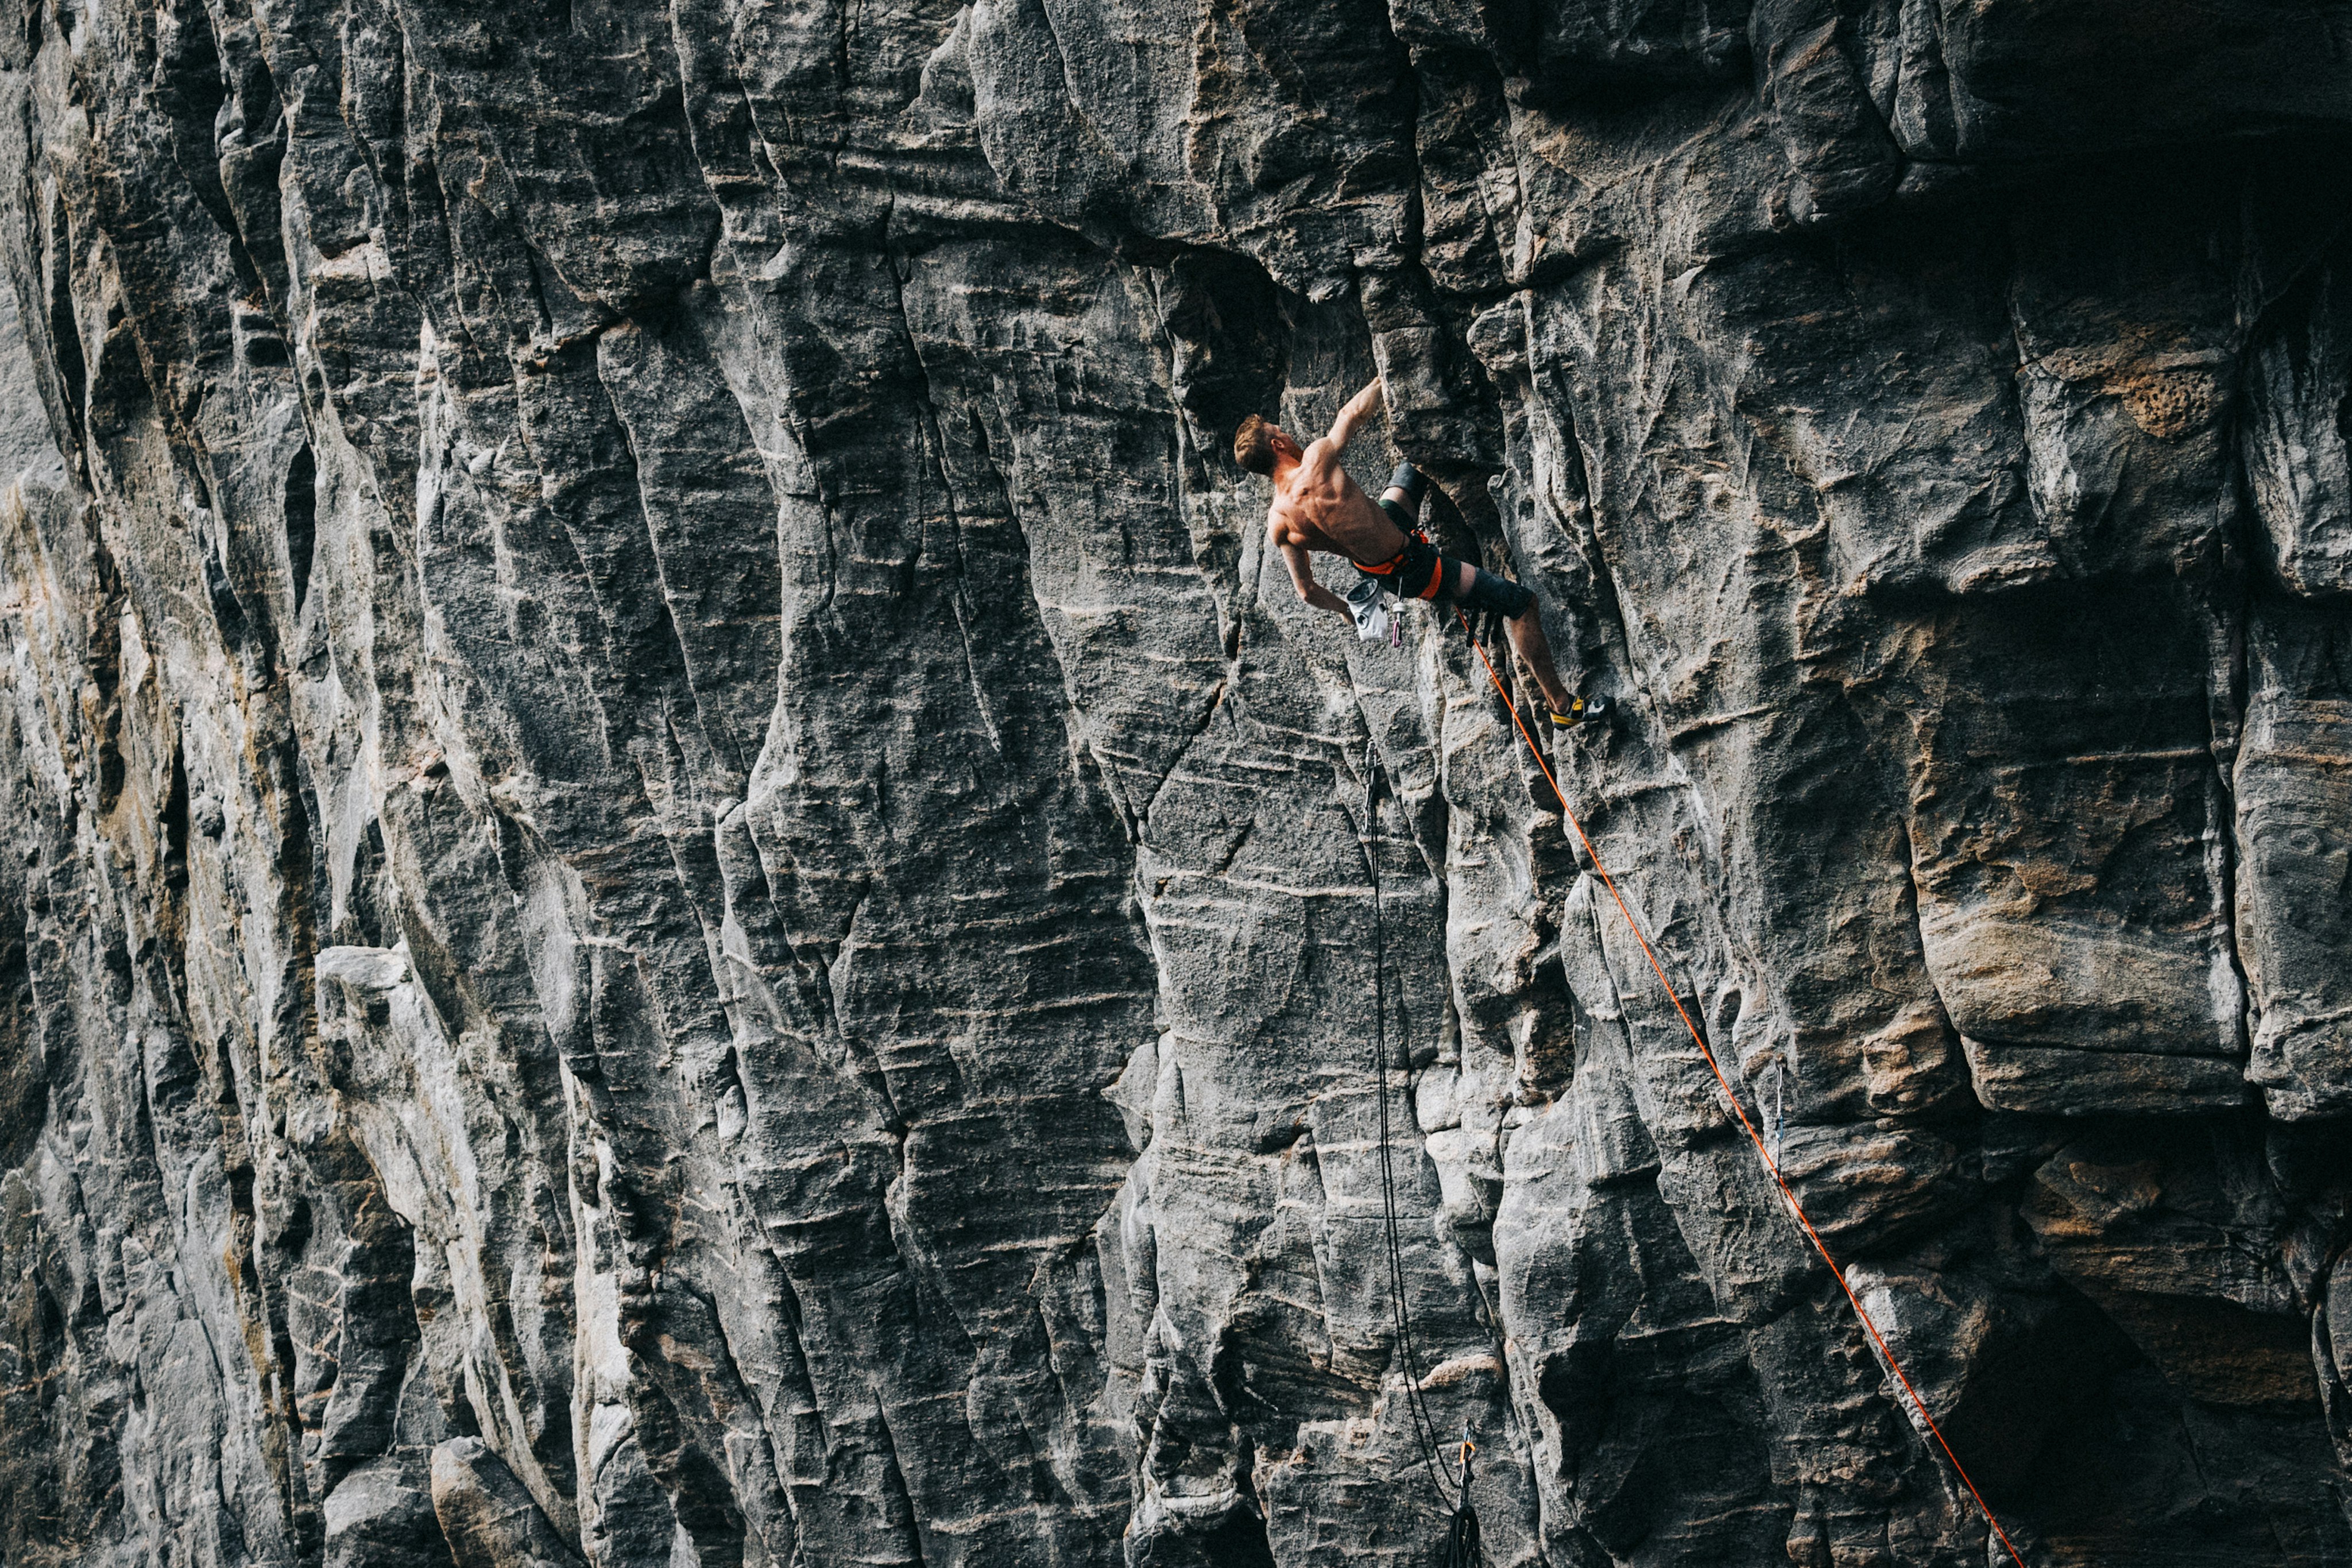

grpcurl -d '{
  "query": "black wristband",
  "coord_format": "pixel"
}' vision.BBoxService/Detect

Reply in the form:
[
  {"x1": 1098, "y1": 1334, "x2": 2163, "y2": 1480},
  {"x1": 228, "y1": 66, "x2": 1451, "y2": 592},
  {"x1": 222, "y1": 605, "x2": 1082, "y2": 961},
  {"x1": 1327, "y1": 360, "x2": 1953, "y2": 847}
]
[{"x1": 1388, "y1": 462, "x2": 1428, "y2": 507}]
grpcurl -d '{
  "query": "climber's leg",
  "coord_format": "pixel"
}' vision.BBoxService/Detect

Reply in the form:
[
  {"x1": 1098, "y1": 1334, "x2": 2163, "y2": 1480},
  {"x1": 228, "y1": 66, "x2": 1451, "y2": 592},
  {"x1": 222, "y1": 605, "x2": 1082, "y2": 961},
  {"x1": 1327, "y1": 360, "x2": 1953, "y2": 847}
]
[
  {"x1": 1441, "y1": 562, "x2": 1574, "y2": 717},
  {"x1": 1369, "y1": 462, "x2": 1586, "y2": 722},
  {"x1": 1500, "y1": 599, "x2": 1580, "y2": 724},
  {"x1": 1387, "y1": 529, "x2": 1572, "y2": 723},
  {"x1": 1379, "y1": 460, "x2": 1428, "y2": 520}
]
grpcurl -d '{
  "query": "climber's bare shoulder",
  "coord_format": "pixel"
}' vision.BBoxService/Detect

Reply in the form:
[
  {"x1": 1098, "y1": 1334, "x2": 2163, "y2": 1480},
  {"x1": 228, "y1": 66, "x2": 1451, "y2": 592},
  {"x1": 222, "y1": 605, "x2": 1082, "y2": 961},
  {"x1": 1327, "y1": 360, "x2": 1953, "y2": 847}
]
[{"x1": 1265, "y1": 439, "x2": 1399, "y2": 562}]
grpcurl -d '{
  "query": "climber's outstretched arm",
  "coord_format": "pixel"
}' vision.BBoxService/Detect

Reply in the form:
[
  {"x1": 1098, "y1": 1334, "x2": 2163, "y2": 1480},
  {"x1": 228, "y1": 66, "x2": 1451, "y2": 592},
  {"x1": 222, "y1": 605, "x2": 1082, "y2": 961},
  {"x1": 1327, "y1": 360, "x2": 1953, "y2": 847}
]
[{"x1": 1324, "y1": 378, "x2": 1385, "y2": 452}]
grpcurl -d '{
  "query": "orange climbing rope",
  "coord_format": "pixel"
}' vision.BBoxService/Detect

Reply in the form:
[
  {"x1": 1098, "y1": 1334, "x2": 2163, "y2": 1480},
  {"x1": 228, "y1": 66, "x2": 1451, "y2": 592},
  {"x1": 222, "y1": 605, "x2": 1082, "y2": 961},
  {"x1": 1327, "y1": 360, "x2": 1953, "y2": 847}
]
[{"x1": 1454, "y1": 609, "x2": 2028, "y2": 1568}]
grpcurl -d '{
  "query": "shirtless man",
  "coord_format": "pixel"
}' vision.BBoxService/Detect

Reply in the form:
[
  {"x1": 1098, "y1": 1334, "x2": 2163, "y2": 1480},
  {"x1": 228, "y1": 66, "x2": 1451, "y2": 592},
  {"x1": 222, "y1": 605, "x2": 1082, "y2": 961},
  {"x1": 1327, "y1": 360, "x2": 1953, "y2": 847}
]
[{"x1": 1235, "y1": 379, "x2": 1596, "y2": 728}]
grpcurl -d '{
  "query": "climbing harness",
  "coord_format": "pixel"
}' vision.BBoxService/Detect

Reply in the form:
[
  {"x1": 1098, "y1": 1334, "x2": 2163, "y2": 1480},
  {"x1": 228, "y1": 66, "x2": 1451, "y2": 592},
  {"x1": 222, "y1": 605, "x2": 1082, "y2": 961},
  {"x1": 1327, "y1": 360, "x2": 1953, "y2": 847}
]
[
  {"x1": 1357, "y1": 487, "x2": 1534, "y2": 623},
  {"x1": 1358, "y1": 524, "x2": 1452, "y2": 602},
  {"x1": 1361, "y1": 744, "x2": 1483, "y2": 1555},
  {"x1": 1448, "y1": 607, "x2": 2029, "y2": 1568}
]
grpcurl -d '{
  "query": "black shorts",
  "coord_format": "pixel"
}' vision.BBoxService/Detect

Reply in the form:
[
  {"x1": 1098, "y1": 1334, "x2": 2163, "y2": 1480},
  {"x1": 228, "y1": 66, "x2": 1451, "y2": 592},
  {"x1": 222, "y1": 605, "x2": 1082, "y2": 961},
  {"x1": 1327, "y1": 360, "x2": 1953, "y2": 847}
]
[
  {"x1": 1357, "y1": 503, "x2": 1535, "y2": 620},
  {"x1": 1357, "y1": 501, "x2": 1448, "y2": 599}
]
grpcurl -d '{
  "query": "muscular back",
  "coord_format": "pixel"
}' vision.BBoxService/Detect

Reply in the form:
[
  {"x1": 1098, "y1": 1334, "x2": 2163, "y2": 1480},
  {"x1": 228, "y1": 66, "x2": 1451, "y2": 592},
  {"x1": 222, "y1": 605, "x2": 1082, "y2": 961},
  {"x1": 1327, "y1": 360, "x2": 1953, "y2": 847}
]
[{"x1": 1267, "y1": 439, "x2": 1409, "y2": 566}]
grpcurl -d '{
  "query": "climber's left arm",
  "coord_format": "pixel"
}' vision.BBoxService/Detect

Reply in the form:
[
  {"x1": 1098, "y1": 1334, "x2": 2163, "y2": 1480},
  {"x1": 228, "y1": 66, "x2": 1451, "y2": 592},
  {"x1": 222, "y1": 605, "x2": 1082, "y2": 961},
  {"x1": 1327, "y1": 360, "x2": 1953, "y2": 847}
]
[{"x1": 1324, "y1": 377, "x2": 1386, "y2": 452}]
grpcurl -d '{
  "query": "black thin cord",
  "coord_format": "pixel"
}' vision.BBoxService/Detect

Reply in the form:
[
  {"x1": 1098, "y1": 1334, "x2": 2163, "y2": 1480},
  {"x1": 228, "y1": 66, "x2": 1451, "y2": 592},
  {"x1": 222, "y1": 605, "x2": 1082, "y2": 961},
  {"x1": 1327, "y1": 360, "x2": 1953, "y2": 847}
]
[
  {"x1": 1365, "y1": 748, "x2": 1437, "y2": 1479},
  {"x1": 1363, "y1": 743, "x2": 1467, "y2": 1514}
]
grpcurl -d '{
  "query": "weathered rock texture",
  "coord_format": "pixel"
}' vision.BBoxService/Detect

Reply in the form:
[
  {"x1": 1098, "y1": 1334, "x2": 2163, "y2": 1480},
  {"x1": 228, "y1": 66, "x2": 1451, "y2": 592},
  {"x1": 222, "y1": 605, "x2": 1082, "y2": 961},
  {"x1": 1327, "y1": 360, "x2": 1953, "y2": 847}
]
[{"x1": 5, "y1": 2, "x2": 2352, "y2": 1565}]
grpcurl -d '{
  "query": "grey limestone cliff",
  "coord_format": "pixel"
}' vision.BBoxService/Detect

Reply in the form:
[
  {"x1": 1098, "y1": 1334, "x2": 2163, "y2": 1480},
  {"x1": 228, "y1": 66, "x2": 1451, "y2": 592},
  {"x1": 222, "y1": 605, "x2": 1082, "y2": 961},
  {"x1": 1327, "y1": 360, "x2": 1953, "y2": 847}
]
[{"x1": 4, "y1": 2, "x2": 2352, "y2": 1565}]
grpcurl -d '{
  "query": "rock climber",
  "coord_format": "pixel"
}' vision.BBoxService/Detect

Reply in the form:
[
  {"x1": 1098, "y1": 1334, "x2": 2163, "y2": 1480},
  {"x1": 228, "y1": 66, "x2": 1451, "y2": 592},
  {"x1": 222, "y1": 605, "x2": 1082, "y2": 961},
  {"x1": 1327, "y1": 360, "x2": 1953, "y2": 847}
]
[{"x1": 1233, "y1": 379, "x2": 1601, "y2": 728}]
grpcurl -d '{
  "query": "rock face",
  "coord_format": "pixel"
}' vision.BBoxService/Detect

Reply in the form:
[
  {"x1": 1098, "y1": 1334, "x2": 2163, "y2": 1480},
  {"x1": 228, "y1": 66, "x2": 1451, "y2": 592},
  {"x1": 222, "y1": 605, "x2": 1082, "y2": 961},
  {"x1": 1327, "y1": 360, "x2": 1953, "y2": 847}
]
[{"x1": 5, "y1": 2, "x2": 2352, "y2": 1565}]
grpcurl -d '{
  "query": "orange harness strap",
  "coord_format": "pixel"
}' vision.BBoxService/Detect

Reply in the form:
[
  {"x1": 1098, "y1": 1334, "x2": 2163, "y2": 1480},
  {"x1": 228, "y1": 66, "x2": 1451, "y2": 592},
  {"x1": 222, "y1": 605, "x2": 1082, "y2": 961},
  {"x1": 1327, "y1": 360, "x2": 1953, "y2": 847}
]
[
  {"x1": 1360, "y1": 530, "x2": 1448, "y2": 601},
  {"x1": 1453, "y1": 607, "x2": 2026, "y2": 1568}
]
